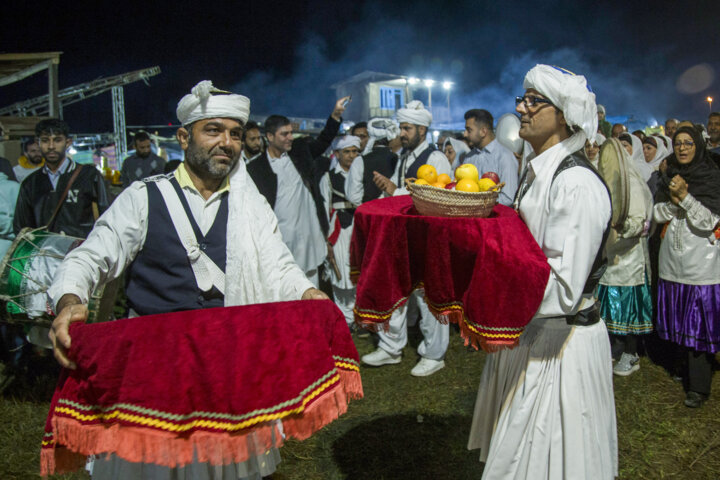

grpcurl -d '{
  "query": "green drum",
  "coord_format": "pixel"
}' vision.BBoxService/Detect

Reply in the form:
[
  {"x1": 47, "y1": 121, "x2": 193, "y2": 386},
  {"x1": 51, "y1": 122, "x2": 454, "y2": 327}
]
[{"x1": 0, "y1": 228, "x2": 117, "y2": 346}]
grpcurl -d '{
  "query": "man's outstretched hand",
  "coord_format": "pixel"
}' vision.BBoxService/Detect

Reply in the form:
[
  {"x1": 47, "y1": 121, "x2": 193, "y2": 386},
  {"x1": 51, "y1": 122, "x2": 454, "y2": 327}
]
[{"x1": 332, "y1": 96, "x2": 351, "y2": 122}]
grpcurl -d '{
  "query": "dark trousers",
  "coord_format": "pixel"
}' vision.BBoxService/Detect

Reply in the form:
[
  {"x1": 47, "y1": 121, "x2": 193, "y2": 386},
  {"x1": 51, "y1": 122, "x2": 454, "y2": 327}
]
[{"x1": 687, "y1": 350, "x2": 714, "y2": 396}]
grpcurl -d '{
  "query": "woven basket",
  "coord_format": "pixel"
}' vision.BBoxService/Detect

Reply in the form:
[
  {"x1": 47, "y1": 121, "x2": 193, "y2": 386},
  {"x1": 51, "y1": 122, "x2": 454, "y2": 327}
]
[{"x1": 406, "y1": 179, "x2": 505, "y2": 218}]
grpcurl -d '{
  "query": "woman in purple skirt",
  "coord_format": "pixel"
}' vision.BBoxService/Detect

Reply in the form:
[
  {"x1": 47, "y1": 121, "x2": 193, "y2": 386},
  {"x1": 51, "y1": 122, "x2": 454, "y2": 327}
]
[{"x1": 654, "y1": 125, "x2": 720, "y2": 408}]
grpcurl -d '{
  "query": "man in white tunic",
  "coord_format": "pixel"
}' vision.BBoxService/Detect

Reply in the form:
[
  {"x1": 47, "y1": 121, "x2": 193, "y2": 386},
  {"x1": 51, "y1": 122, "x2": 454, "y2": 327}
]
[
  {"x1": 247, "y1": 99, "x2": 348, "y2": 287},
  {"x1": 467, "y1": 65, "x2": 617, "y2": 479},
  {"x1": 48, "y1": 80, "x2": 328, "y2": 480},
  {"x1": 363, "y1": 101, "x2": 451, "y2": 377},
  {"x1": 320, "y1": 135, "x2": 361, "y2": 326}
]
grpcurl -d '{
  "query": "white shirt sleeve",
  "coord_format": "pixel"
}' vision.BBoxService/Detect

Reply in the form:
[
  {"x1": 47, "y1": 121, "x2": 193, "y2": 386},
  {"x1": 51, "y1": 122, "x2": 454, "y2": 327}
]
[
  {"x1": 679, "y1": 193, "x2": 720, "y2": 233},
  {"x1": 393, "y1": 150, "x2": 452, "y2": 197},
  {"x1": 319, "y1": 173, "x2": 331, "y2": 226},
  {"x1": 536, "y1": 168, "x2": 611, "y2": 318},
  {"x1": 345, "y1": 157, "x2": 365, "y2": 205},
  {"x1": 653, "y1": 201, "x2": 682, "y2": 223},
  {"x1": 48, "y1": 183, "x2": 149, "y2": 309}
]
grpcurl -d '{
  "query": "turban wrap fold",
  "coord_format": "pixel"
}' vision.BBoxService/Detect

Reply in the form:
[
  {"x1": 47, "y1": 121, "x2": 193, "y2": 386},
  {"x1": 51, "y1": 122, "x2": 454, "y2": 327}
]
[
  {"x1": 523, "y1": 65, "x2": 597, "y2": 153},
  {"x1": 396, "y1": 100, "x2": 433, "y2": 127},
  {"x1": 176, "y1": 80, "x2": 251, "y2": 126},
  {"x1": 334, "y1": 135, "x2": 361, "y2": 151},
  {"x1": 367, "y1": 118, "x2": 400, "y2": 140}
]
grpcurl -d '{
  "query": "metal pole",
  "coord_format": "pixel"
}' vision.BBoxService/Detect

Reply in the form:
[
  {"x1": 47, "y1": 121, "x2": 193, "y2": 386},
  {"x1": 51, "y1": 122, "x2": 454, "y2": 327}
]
[
  {"x1": 112, "y1": 86, "x2": 127, "y2": 168},
  {"x1": 48, "y1": 61, "x2": 61, "y2": 118},
  {"x1": 447, "y1": 90, "x2": 451, "y2": 122}
]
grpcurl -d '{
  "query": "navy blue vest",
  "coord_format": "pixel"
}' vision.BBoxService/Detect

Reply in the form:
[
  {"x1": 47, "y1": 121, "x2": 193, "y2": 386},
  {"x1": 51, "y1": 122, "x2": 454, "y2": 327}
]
[
  {"x1": 397, "y1": 144, "x2": 437, "y2": 184},
  {"x1": 125, "y1": 177, "x2": 228, "y2": 316}
]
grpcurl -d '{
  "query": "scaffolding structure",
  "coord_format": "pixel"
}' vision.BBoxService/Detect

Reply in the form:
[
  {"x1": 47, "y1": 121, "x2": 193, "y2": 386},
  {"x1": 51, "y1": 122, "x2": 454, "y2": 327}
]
[{"x1": 111, "y1": 86, "x2": 128, "y2": 162}]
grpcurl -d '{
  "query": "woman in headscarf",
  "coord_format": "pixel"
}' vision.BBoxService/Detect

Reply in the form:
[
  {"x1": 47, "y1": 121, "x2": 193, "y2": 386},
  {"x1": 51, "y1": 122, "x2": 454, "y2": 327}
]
[
  {"x1": 654, "y1": 126, "x2": 720, "y2": 408},
  {"x1": 443, "y1": 136, "x2": 470, "y2": 170},
  {"x1": 584, "y1": 133, "x2": 606, "y2": 168},
  {"x1": 596, "y1": 139, "x2": 654, "y2": 376},
  {"x1": 638, "y1": 135, "x2": 668, "y2": 184}
]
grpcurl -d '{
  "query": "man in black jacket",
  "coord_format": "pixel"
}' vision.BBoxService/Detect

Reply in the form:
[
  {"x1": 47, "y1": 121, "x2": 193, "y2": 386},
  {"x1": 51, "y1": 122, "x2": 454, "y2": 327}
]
[
  {"x1": 13, "y1": 119, "x2": 110, "y2": 238},
  {"x1": 247, "y1": 97, "x2": 348, "y2": 286}
]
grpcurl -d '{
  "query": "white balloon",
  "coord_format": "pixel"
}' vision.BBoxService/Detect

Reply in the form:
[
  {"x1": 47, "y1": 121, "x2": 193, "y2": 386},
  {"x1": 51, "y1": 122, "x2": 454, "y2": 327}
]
[{"x1": 496, "y1": 113, "x2": 523, "y2": 154}]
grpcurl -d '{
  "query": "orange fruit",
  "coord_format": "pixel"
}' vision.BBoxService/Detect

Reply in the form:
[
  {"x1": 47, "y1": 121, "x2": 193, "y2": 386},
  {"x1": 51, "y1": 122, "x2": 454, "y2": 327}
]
[
  {"x1": 455, "y1": 178, "x2": 480, "y2": 192},
  {"x1": 477, "y1": 178, "x2": 497, "y2": 192},
  {"x1": 431, "y1": 181, "x2": 445, "y2": 188},
  {"x1": 416, "y1": 164, "x2": 438, "y2": 183},
  {"x1": 437, "y1": 173, "x2": 452, "y2": 185},
  {"x1": 414, "y1": 179, "x2": 429, "y2": 185}
]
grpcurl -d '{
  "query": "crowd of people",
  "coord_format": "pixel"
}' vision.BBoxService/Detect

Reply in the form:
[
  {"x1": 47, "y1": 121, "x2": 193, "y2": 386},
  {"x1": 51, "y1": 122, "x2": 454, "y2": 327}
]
[{"x1": 0, "y1": 66, "x2": 718, "y2": 479}]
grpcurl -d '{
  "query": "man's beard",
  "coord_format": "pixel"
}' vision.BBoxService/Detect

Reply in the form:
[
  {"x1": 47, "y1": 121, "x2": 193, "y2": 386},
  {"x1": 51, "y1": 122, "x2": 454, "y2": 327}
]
[
  {"x1": 27, "y1": 154, "x2": 43, "y2": 165},
  {"x1": 245, "y1": 143, "x2": 261, "y2": 156},
  {"x1": 185, "y1": 142, "x2": 238, "y2": 180},
  {"x1": 402, "y1": 132, "x2": 421, "y2": 151}
]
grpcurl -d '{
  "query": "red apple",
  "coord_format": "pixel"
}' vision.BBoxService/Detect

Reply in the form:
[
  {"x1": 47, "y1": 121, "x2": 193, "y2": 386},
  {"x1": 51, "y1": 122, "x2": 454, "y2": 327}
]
[
  {"x1": 482, "y1": 171, "x2": 500, "y2": 184},
  {"x1": 445, "y1": 182, "x2": 457, "y2": 190}
]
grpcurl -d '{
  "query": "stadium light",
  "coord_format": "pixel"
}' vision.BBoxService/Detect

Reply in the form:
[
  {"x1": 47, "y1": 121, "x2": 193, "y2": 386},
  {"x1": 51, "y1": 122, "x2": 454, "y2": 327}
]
[
  {"x1": 424, "y1": 79, "x2": 435, "y2": 87},
  {"x1": 408, "y1": 77, "x2": 419, "y2": 85},
  {"x1": 442, "y1": 81, "x2": 452, "y2": 90}
]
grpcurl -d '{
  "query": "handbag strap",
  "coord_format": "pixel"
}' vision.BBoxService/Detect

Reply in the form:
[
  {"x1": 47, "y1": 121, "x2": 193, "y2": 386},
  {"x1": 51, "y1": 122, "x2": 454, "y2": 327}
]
[{"x1": 46, "y1": 164, "x2": 83, "y2": 231}]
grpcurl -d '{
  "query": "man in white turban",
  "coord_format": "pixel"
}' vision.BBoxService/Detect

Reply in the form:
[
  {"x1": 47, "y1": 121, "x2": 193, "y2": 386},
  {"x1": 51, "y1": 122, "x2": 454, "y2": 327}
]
[
  {"x1": 345, "y1": 117, "x2": 402, "y2": 205},
  {"x1": 320, "y1": 135, "x2": 362, "y2": 327},
  {"x1": 467, "y1": 65, "x2": 617, "y2": 479},
  {"x1": 48, "y1": 80, "x2": 327, "y2": 479},
  {"x1": 362, "y1": 102, "x2": 451, "y2": 377}
]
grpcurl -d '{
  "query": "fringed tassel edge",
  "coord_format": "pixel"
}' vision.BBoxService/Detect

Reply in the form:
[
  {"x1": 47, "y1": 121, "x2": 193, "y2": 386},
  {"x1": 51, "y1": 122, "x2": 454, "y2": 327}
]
[{"x1": 40, "y1": 371, "x2": 363, "y2": 476}]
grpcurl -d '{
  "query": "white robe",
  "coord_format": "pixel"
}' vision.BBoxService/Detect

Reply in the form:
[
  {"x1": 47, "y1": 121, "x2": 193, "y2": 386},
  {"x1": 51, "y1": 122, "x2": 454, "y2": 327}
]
[{"x1": 468, "y1": 137, "x2": 617, "y2": 480}]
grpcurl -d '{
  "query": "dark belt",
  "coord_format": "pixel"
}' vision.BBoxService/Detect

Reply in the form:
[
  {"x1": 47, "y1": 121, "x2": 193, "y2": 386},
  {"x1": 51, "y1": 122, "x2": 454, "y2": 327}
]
[{"x1": 565, "y1": 302, "x2": 601, "y2": 326}]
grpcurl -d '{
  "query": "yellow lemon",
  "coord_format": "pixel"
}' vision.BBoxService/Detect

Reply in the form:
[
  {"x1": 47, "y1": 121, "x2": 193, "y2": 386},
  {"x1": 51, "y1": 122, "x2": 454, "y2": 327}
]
[
  {"x1": 437, "y1": 173, "x2": 452, "y2": 185},
  {"x1": 477, "y1": 178, "x2": 497, "y2": 192},
  {"x1": 414, "y1": 179, "x2": 429, "y2": 185},
  {"x1": 416, "y1": 164, "x2": 438, "y2": 183},
  {"x1": 454, "y1": 163, "x2": 479, "y2": 182},
  {"x1": 455, "y1": 178, "x2": 480, "y2": 192}
]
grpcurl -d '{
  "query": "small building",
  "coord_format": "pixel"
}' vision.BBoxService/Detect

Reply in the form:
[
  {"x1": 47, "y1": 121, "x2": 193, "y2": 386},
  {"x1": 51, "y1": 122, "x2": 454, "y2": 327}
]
[{"x1": 331, "y1": 71, "x2": 414, "y2": 123}]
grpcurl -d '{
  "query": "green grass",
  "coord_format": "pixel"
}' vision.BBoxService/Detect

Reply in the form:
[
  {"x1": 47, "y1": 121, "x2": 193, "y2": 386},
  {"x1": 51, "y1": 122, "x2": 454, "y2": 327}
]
[{"x1": 1, "y1": 327, "x2": 719, "y2": 480}]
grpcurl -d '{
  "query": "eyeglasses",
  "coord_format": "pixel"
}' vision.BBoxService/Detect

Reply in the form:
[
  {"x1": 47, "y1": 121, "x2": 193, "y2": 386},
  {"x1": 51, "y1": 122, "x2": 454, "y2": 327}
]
[
  {"x1": 674, "y1": 140, "x2": 695, "y2": 149},
  {"x1": 515, "y1": 95, "x2": 554, "y2": 108}
]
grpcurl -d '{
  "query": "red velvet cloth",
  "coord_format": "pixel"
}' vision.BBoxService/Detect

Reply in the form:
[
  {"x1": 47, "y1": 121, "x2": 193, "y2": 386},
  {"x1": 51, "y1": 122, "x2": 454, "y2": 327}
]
[
  {"x1": 350, "y1": 196, "x2": 550, "y2": 350},
  {"x1": 41, "y1": 300, "x2": 362, "y2": 476}
]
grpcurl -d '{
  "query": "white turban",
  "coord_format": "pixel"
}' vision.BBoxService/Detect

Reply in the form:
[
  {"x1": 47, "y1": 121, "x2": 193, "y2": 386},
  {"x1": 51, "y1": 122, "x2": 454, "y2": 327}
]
[
  {"x1": 176, "y1": 80, "x2": 250, "y2": 126},
  {"x1": 523, "y1": 65, "x2": 597, "y2": 144},
  {"x1": 396, "y1": 100, "x2": 433, "y2": 127},
  {"x1": 367, "y1": 117, "x2": 400, "y2": 140},
  {"x1": 334, "y1": 135, "x2": 361, "y2": 151}
]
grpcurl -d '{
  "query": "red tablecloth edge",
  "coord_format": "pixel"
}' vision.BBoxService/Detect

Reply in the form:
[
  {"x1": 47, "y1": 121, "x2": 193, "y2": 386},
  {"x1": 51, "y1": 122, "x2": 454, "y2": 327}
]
[
  {"x1": 41, "y1": 369, "x2": 362, "y2": 476},
  {"x1": 352, "y1": 283, "x2": 520, "y2": 353}
]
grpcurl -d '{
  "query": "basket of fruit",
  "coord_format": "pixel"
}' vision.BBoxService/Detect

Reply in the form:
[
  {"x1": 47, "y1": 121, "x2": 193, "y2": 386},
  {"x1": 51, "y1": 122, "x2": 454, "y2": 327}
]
[{"x1": 406, "y1": 164, "x2": 504, "y2": 218}]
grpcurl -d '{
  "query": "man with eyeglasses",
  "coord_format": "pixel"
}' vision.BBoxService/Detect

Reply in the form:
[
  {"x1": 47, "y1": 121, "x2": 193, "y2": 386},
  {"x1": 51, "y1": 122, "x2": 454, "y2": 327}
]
[
  {"x1": 461, "y1": 109, "x2": 518, "y2": 206},
  {"x1": 467, "y1": 65, "x2": 617, "y2": 479}
]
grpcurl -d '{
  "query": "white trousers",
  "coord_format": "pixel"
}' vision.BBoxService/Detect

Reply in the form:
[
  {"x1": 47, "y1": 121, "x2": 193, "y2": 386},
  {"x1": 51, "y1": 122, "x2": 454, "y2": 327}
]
[
  {"x1": 377, "y1": 290, "x2": 449, "y2": 360},
  {"x1": 332, "y1": 285, "x2": 356, "y2": 327}
]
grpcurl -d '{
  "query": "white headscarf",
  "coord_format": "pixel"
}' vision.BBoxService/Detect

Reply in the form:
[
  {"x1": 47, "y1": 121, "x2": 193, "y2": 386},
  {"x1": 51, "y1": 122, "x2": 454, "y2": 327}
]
[
  {"x1": 176, "y1": 80, "x2": 251, "y2": 126},
  {"x1": 367, "y1": 117, "x2": 400, "y2": 140},
  {"x1": 443, "y1": 137, "x2": 470, "y2": 169},
  {"x1": 396, "y1": 100, "x2": 433, "y2": 127},
  {"x1": 646, "y1": 135, "x2": 669, "y2": 170},
  {"x1": 593, "y1": 133, "x2": 607, "y2": 145},
  {"x1": 627, "y1": 134, "x2": 651, "y2": 181},
  {"x1": 334, "y1": 135, "x2": 361, "y2": 151},
  {"x1": 523, "y1": 64, "x2": 598, "y2": 154}
]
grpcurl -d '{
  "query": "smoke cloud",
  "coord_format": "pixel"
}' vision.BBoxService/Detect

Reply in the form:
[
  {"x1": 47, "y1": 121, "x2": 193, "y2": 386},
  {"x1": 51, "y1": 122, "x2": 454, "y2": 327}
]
[{"x1": 233, "y1": 1, "x2": 718, "y2": 129}]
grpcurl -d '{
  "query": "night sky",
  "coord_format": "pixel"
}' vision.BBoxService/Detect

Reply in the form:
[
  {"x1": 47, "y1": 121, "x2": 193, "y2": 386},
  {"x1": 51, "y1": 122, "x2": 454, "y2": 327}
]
[{"x1": 2, "y1": 0, "x2": 719, "y2": 133}]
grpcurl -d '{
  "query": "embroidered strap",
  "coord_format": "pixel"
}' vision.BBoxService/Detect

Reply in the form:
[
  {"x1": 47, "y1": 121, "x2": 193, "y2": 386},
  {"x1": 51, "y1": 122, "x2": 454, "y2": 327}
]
[{"x1": 155, "y1": 179, "x2": 226, "y2": 294}]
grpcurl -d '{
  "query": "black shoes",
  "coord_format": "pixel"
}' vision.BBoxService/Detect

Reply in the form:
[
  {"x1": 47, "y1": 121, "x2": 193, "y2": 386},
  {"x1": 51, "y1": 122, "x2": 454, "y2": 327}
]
[{"x1": 684, "y1": 391, "x2": 708, "y2": 408}]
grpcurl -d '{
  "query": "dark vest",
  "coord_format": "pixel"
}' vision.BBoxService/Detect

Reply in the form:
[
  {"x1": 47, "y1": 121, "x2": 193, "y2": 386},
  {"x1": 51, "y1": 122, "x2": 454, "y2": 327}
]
[
  {"x1": 396, "y1": 144, "x2": 437, "y2": 185},
  {"x1": 361, "y1": 146, "x2": 398, "y2": 203},
  {"x1": 516, "y1": 152, "x2": 611, "y2": 295},
  {"x1": 125, "y1": 177, "x2": 228, "y2": 316},
  {"x1": 330, "y1": 171, "x2": 354, "y2": 228}
]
